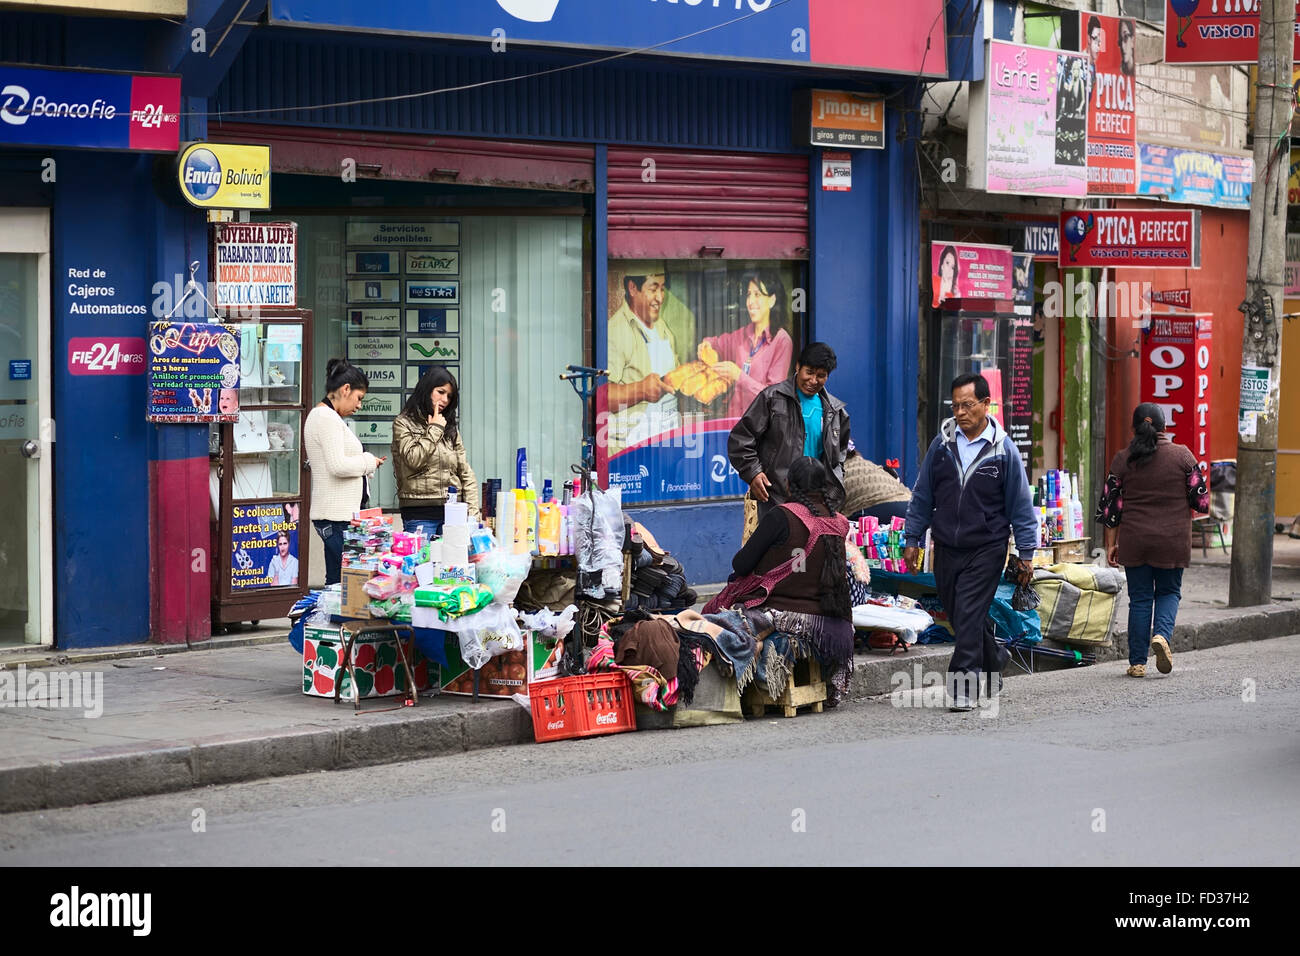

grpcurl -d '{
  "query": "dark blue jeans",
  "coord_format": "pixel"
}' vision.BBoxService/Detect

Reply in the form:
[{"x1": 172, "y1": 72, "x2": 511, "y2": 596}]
[
  {"x1": 1125, "y1": 565, "x2": 1184, "y2": 666},
  {"x1": 403, "y1": 518, "x2": 443, "y2": 539},
  {"x1": 313, "y1": 519, "x2": 349, "y2": 586}
]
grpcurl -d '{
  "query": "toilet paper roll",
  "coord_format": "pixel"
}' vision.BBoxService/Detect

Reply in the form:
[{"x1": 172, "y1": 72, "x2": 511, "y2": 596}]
[
  {"x1": 442, "y1": 524, "x2": 471, "y2": 562},
  {"x1": 445, "y1": 502, "x2": 469, "y2": 526},
  {"x1": 497, "y1": 492, "x2": 515, "y2": 551}
]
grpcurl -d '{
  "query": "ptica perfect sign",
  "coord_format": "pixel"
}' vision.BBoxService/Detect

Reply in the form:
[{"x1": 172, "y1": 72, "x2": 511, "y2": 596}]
[{"x1": 176, "y1": 142, "x2": 272, "y2": 209}]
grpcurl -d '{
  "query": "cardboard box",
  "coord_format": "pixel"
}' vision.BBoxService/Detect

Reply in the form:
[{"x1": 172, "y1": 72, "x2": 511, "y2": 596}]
[
  {"x1": 341, "y1": 568, "x2": 372, "y2": 618},
  {"x1": 440, "y1": 630, "x2": 557, "y2": 696},
  {"x1": 302, "y1": 624, "x2": 437, "y2": 699}
]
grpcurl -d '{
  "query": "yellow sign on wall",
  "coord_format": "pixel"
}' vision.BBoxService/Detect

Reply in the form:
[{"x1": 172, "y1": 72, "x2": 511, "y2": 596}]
[{"x1": 177, "y1": 143, "x2": 271, "y2": 210}]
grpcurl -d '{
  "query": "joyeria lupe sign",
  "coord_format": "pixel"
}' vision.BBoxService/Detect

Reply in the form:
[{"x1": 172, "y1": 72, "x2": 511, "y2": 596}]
[{"x1": 1058, "y1": 209, "x2": 1200, "y2": 269}]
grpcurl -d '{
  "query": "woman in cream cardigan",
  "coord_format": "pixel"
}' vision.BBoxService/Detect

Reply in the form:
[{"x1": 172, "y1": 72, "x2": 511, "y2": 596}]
[{"x1": 303, "y1": 358, "x2": 384, "y2": 584}]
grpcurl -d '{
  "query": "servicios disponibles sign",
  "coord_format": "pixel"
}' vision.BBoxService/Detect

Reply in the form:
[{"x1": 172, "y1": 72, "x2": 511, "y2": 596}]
[
  {"x1": 178, "y1": 142, "x2": 272, "y2": 209},
  {"x1": 0, "y1": 64, "x2": 180, "y2": 151}
]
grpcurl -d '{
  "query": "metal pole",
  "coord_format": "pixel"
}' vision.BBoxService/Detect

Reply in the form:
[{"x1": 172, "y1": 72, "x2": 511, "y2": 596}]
[{"x1": 1229, "y1": 0, "x2": 1293, "y2": 607}]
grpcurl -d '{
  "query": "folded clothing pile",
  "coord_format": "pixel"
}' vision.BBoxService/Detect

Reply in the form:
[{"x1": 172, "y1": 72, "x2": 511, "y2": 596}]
[{"x1": 621, "y1": 517, "x2": 697, "y2": 612}]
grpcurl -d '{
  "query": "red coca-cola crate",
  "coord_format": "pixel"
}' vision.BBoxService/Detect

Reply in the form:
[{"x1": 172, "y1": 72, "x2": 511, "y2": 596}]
[{"x1": 529, "y1": 672, "x2": 635, "y2": 743}]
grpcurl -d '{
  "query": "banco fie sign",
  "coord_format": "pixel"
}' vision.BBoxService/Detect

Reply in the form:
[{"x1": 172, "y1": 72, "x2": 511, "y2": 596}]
[{"x1": 0, "y1": 65, "x2": 179, "y2": 151}]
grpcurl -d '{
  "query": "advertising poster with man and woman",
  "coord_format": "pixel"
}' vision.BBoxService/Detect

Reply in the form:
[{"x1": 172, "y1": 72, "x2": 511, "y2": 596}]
[{"x1": 598, "y1": 261, "x2": 800, "y2": 505}]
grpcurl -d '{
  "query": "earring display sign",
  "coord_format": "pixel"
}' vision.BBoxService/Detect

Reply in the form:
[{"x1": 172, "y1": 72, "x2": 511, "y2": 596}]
[
  {"x1": 212, "y1": 221, "x2": 297, "y2": 310},
  {"x1": 147, "y1": 321, "x2": 242, "y2": 422},
  {"x1": 230, "y1": 502, "x2": 301, "y2": 589}
]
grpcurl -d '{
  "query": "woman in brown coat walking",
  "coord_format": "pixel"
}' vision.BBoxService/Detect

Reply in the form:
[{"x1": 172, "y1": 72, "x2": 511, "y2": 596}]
[{"x1": 1096, "y1": 403, "x2": 1209, "y2": 678}]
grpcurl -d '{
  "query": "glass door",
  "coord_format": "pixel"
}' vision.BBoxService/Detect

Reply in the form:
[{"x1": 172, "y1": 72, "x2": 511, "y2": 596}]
[{"x1": 0, "y1": 209, "x2": 52, "y2": 647}]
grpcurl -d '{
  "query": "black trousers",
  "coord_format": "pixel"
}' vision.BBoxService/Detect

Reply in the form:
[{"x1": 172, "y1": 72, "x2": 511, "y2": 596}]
[
  {"x1": 848, "y1": 500, "x2": 912, "y2": 524},
  {"x1": 933, "y1": 541, "x2": 1007, "y2": 699}
]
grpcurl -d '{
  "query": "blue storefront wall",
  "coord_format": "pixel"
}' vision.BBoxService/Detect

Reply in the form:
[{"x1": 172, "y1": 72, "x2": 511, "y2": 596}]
[
  {"x1": 48, "y1": 155, "x2": 210, "y2": 647},
  {"x1": 2, "y1": 7, "x2": 216, "y2": 647},
  {"x1": 212, "y1": 29, "x2": 921, "y2": 586}
]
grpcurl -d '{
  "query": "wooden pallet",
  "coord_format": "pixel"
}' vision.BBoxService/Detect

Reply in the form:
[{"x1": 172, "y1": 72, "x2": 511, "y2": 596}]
[{"x1": 742, "y1": 657, "x2": 826, "y2": 718}]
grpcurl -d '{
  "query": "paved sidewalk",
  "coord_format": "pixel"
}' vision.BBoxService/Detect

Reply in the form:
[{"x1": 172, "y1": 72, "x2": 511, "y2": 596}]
[{"x1": 3, "y1": 537, "x2": 1298, "y2": 813}]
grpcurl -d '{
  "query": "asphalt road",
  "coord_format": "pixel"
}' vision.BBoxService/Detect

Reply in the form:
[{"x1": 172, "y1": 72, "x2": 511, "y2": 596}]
[{"x1": 2, "y1": 637, "x2": 1298, "y2": 867}]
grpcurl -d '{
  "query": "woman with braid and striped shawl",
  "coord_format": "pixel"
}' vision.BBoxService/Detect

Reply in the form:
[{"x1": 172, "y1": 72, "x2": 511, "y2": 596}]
[{"x1": 720, "y1": 456, "x2": 855, "y2": 704}]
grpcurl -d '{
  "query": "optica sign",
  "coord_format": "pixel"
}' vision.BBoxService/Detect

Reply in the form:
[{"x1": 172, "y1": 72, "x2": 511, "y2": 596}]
[
  {"x1": 1164, "y1": 1, "x2": 1300, "y2": 65},
  {"x1": 0, "y1": 65, "x2": 179, "y2": 151},
  {"x1": 1140, "y1": 314, "x2": 1212, "y2": 470},
  {"x1": 1058, "y1": 209, "x2": 1201, "y2": 270},
  {"x1": 177, "y1": 142, "x2": 272, "y2": 209},
  {"x1": 1064, "y1": 12, "x2": 1137, "y2": 195}
]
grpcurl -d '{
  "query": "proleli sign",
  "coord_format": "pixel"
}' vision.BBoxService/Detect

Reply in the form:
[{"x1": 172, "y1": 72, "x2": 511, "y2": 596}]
[
  {"x1": 0, "y1": 64, "x2": 180, "y2": 151},
  {"x1": 1058, "y1": 209, "x2": 1201, "y2": 270},
  {"x1": 1164, "y1": 0, "x2": 1300, "y2": 65}
]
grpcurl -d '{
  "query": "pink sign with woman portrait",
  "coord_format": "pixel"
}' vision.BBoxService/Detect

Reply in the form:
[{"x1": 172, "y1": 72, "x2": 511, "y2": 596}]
[{"x1": 930, "y1": 241, "x2": 1015, "y2": 308}]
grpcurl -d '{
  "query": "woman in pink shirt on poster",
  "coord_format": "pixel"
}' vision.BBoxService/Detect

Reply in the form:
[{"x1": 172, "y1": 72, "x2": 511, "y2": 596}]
[{"x1": 698, "y1": 270, "x2": 794, "y2": 419}]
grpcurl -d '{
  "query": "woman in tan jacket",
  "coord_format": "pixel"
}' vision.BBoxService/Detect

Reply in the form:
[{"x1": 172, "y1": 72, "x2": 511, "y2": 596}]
[{"x1": 391, "y1": 367, "x2": 479, "y2": 537}]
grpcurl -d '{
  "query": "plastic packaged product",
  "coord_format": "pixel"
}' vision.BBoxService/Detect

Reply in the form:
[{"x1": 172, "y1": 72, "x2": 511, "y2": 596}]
[
  {"x1": 497, "y1": 490, "x2": 516, "y2": 554},
  {"x1": 440, "y1": 564, "x2": 477, "y2": 584},
  {"x1": 363, "y1": 573, "x2": 401, "y2": 600},
  {"x1": 469, "y1": 527, "x2": 495, "y2": 561},
  {"x1": 412, "y1": 580, "x2": 494, "y2": 619},
  {"x1": 445, "y1": 485, "x2": 469, "y2": 527},
  {"x1": 1069, "y1": 473, "x2": 1085, "y2": 539},
  {"x1": 390, "y1": 532, "x2": 419, "y2": 556},
  {"x1": 538, "y1": 501, "x2": 561, "y2": 556}
]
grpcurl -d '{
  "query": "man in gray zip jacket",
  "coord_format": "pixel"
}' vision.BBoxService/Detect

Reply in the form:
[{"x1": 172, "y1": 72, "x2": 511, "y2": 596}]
[{"x1": 903, "y1": 373, "x2": 1038, "y2": 710}]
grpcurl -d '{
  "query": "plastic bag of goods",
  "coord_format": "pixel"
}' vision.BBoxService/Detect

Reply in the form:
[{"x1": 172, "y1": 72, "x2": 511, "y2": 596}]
[
  {"x1": 517, "y1": 603, "x2": 579, "y2": 641},
  {"x1": 443, "y1": 602, "x2": 524, "y2": 669},
  {"x1": 571, "y1": 485, "x2": 624, "y2": 594},
  {"x1": 474, "y1": 550, "x2": 532, "y2": 605}
]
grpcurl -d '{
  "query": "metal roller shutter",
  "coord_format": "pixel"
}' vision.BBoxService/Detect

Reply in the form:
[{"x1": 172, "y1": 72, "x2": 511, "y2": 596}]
[{"x1": 607, "y1": 147, "x2": 809, "y2": 260}]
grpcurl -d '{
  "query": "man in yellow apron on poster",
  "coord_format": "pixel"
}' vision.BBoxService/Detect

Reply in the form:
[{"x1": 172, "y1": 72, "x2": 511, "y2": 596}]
[{"x1": 607, "y1": 261, "x2": 681, "y2": 454}]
